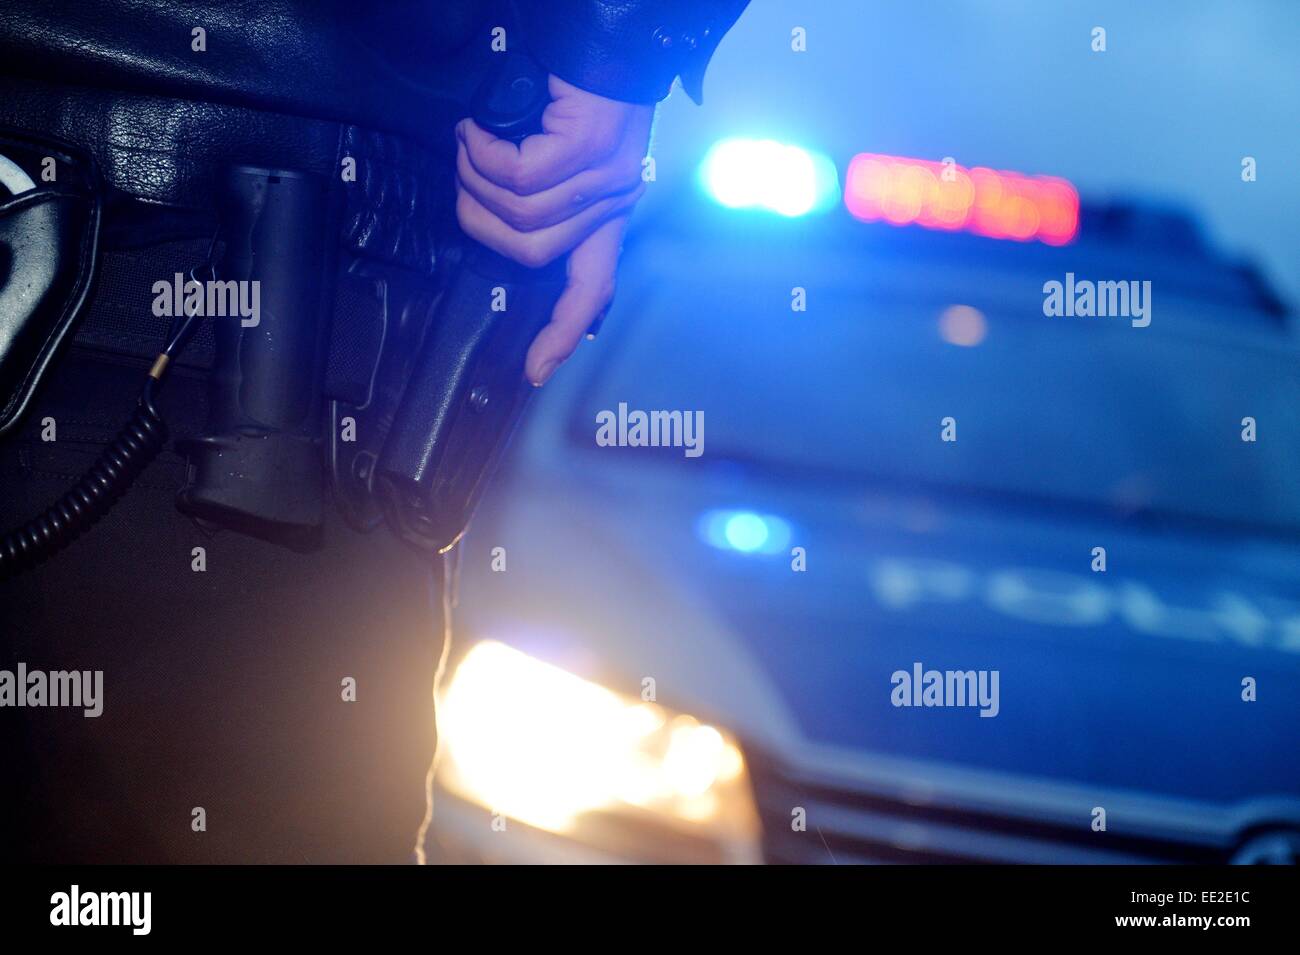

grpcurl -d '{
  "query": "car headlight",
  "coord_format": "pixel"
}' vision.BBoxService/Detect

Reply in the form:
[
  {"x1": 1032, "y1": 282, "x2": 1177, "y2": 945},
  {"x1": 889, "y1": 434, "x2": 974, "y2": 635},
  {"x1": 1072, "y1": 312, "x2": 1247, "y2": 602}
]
[{"x1": 437, "y1": 640, "x2": 761, "y2": 861}]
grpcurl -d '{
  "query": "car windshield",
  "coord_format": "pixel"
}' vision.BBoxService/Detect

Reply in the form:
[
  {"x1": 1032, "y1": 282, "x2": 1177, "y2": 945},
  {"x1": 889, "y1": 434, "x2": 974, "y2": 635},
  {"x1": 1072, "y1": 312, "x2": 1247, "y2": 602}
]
[{"x1": 578, "y1": 233, "x2": 1300, "y2": 534}]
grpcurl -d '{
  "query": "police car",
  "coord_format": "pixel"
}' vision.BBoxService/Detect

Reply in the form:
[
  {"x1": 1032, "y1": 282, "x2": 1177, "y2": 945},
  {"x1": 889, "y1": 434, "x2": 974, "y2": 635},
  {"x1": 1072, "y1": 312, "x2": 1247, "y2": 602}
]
[{"x1": 424, "y1": 149, "x2": 1300, "y2": 865}]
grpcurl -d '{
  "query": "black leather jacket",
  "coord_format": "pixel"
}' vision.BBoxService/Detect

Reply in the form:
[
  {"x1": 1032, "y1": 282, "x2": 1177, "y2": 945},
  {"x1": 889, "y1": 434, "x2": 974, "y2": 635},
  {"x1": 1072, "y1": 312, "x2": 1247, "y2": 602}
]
[
  {"x1": 0, "y1": 1, "x2": 749, "y2": 130},
  {"x1": 515, "y1": 0, "x2": 751, "y2": 103}
]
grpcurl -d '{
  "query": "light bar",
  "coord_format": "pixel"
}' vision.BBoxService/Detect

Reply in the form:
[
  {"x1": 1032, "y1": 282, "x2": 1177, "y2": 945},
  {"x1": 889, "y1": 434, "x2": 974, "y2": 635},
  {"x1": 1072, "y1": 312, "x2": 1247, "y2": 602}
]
[
  {"x1": 701, "y1": 138, "x2": 840, "y2": 217},
  {"x1": 844, "y1": 153, "x2": 1078, "y2": 245}
]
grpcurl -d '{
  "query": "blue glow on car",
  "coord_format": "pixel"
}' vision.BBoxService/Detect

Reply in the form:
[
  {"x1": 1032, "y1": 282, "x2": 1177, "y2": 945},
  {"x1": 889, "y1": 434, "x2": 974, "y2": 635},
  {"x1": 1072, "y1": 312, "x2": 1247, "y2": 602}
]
[{"x1": 698, "y1": 509, "x2": 793, "y2": 555}]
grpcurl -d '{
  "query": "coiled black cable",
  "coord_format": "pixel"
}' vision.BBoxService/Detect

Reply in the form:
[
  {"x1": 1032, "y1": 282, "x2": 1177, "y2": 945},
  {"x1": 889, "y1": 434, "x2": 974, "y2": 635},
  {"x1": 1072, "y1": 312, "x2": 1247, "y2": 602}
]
[
  {"x1": 0, "y1": 283, "x2": 206, "y2": 581},
  {"x1": 0, "y1": 402, "x2": 167, "y2": 579}
]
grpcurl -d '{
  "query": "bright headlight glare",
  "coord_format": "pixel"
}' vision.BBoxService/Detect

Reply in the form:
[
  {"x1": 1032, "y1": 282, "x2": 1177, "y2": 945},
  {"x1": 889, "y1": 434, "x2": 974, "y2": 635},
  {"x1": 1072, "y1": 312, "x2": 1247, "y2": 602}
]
[{"x1": 437, "y1": 640, "x2": 759, "y2": 847}]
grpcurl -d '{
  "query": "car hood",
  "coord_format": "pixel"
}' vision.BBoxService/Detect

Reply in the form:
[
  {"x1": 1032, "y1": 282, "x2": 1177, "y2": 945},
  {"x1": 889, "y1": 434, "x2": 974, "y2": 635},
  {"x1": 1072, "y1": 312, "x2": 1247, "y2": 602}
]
[{"x1": 457, "y1": 455, "x2": 1300, "y2": 808}]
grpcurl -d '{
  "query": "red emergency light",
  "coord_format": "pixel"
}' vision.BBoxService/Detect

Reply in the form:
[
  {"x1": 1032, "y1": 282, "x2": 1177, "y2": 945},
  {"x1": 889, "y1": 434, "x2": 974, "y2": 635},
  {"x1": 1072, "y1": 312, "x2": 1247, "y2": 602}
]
[{"x1": 843, "y1": 153, "x2": 1079, "y2": 245}]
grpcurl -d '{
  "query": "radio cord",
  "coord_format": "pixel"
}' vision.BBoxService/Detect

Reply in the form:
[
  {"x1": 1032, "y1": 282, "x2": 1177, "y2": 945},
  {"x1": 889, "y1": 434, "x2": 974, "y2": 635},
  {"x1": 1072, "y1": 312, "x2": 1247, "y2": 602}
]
[{"x1": 0, "y1": 267, "x2": 209, "y2": 580}]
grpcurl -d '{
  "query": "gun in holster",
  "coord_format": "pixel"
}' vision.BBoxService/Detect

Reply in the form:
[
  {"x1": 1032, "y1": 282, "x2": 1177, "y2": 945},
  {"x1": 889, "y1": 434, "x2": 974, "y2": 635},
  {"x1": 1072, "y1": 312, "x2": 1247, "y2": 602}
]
[{"x1": 189, "y1": 51, "x2": 560, "y2": 555}]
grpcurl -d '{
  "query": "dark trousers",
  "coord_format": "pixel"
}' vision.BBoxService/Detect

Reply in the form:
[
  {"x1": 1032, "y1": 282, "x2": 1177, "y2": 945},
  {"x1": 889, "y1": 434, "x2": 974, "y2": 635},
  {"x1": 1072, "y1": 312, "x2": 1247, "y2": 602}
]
[{"x1": 0, "y1": 347, "x2": 444, "y2": 863}]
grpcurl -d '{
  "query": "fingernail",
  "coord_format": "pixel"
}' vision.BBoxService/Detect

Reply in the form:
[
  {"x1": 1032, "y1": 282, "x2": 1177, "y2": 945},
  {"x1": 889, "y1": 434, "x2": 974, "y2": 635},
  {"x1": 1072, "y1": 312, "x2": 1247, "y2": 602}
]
[{"x1": 531, "y1": 359, "x2": 559, "y2": 387}]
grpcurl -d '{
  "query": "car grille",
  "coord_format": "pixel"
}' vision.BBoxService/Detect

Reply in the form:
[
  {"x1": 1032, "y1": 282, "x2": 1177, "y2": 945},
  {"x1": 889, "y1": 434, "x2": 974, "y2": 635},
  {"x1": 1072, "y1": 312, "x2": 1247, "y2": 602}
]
[{"x1": 748, "y1": 752, "x2": 1232, "y2": 864}]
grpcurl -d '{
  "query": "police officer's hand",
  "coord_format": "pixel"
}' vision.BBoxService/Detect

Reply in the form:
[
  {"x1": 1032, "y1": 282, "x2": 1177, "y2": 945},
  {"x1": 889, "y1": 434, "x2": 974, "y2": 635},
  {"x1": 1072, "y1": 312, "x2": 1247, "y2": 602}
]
[{"x1": 455, "y1": 75, "x2": 653, "y2": 386}]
